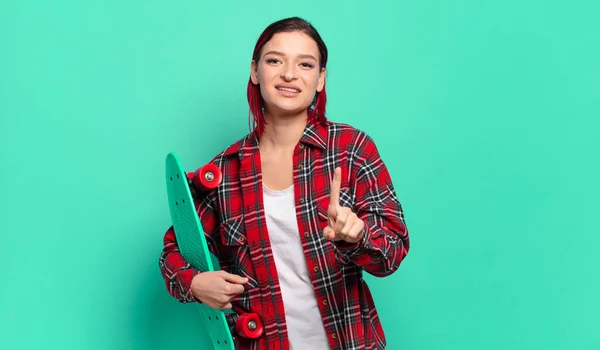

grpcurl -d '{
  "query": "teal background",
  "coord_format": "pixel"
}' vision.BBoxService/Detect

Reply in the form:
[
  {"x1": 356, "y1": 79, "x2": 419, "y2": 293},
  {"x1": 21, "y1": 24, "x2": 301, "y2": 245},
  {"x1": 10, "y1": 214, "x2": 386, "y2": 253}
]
[{"x1": 1, "y1": 1, "x2": 599, "y2": 349}]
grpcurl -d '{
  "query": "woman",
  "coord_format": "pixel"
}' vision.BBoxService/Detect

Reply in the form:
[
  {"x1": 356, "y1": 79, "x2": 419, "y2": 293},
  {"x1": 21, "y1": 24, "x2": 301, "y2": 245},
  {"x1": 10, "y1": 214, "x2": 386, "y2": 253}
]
[{"x1": 159, "y1": 17, "x2": 410, "y2": 350}]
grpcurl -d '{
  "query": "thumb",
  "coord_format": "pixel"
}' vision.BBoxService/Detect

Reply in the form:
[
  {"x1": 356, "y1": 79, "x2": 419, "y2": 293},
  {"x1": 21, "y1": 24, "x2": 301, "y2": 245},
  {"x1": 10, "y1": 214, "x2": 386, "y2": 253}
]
[
  {"x1": 219, "y1": 271, "x2": 249, "y2": 284},
  {"x1": 323, "y1": 226, "x2": 336, "y2": 240}
]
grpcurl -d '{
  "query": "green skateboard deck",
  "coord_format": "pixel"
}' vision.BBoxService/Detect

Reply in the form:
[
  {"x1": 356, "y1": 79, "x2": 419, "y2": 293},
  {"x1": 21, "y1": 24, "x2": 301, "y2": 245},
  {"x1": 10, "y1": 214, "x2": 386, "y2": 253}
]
[{"x1": 165, "y1": 152, "x2": 235, "y2": 349}]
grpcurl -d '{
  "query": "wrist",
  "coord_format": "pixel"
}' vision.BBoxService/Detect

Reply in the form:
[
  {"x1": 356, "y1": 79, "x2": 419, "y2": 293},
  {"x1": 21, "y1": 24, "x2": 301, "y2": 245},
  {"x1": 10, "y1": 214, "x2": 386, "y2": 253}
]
[{"x1": 189, "y1": 270, "x2": 204, "y2": 302}]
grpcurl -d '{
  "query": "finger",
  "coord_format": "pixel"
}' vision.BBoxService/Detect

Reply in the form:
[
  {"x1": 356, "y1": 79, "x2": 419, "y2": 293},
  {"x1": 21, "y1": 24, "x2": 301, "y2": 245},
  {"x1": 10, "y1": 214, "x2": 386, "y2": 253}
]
[
  {"x1": 221, "y1": 302, "x2": 232, "y2": 310},
  {"x1": 329, "y1": 167, "x2": 342, "y2": 208},
  {"x1": 346, "y1": 219, "x2": 365, "y2": 243},
  {"x1": 327, "y1": 201, "x2": 338, "y2": 220},
  {"x1": 333, "y1": 208, "x2": 350, "y2": 236},
  {"x1": 220, "y1": 271, "x2": 249, "y2": 285},
  {"x1": 327, "y1": 217, "x2": 335, "y2": 229},
  {"x1": 323, "y1": 226, "x2": 336, "y2": 240},
  {"x1": 225, "y1": 282, "x2": 246, "y2": 296},
  {"x1": 339, "y1": 212, "x2": 356, "y2": 237}
]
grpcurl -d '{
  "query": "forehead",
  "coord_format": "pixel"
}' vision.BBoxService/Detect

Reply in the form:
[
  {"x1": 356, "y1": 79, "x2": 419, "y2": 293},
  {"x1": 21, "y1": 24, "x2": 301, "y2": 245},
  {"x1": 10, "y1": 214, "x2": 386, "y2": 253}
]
[{"x1": 261, "y1": 31, "x2": 319, "y2": 58}]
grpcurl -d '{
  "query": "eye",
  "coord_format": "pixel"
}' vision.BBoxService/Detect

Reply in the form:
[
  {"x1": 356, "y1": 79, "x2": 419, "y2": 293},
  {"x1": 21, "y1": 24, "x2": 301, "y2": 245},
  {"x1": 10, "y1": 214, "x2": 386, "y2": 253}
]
[
  {"x1": 266, "y1": 58, "x2": 280, "y2": 64},
  {"x1": 300, "y1": 62, "x2": 315, "y2": 68}
]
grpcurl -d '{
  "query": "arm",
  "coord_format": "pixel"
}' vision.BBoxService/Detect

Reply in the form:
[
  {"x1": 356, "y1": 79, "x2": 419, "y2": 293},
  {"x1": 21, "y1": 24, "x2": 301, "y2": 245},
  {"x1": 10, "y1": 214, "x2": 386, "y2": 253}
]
[
  {"x1": 158, "y1": 194, "x2": 221, "y2": 303},
  {"x1": 334, "y1": 136, "x2": 410, "y2": 277}
]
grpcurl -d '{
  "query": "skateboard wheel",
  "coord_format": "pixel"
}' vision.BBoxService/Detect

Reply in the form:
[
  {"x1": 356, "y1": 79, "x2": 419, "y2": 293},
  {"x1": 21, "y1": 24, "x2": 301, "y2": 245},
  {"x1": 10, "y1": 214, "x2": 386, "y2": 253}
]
[
  {"x1": 235, "y1": 313, "x2": 263, "y2": 339},
  {"x1": 187, "y1": 163, "x2": 222, "y2": 191}
]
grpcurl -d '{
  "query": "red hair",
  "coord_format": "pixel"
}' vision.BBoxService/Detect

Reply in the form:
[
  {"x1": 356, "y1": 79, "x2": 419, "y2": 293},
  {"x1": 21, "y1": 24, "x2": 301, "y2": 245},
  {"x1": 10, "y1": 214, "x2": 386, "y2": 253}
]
[{"x1": 247, "y1": 17, "x2": 329, "y2": 134}]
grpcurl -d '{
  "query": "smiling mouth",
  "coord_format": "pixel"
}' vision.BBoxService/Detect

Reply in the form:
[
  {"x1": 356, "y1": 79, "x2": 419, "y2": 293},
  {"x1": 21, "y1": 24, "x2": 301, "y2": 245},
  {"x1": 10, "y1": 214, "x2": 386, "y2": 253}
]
[{"x1": 276, "y1": 87, "x2": 300, "y2": 93}]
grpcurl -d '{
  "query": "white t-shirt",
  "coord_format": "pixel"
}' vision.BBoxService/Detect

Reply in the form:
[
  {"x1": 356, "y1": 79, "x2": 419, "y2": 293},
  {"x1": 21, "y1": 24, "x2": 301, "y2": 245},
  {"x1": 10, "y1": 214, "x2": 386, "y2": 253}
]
[{"x1": 262, "y1": 184, "x2": 330, "y2": 349}]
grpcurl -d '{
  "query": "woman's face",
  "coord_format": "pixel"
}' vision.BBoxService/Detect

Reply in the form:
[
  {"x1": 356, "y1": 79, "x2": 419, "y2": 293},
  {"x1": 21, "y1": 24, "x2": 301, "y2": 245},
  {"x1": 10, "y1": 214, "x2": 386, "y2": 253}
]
[{"x1": 251, "y1": 31, "x2": 325, "y2": 118}]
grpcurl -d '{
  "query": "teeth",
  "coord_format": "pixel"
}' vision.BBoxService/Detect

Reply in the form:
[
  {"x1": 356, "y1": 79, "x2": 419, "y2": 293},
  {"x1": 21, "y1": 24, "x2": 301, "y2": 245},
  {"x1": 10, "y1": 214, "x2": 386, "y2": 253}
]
[{"x1": 277, "y1": 87, "x2": 299, "y2": 93}]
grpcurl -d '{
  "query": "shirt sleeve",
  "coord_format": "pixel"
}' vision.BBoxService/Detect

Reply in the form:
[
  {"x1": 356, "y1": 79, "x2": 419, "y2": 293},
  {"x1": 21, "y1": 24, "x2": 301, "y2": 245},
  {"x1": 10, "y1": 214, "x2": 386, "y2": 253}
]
[
  {"x1": 335, "y1": 134, "x2": 410, "y2": 277},
  {"x1": 158, "y1": 194, "x2": 221, "y2": 303}
]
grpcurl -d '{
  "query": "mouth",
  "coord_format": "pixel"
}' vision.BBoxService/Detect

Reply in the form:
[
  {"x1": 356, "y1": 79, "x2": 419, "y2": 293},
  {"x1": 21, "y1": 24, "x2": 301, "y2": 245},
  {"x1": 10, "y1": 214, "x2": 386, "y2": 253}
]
[{"x1": 275, "y1": 84, "x2": 301, "y2": 93}]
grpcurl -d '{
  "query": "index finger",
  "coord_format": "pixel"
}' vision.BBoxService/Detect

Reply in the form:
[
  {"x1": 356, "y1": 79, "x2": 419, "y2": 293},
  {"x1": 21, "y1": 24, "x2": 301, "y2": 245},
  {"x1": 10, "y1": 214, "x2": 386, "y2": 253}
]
[
  {"x1": 329, "y1": 167, "x2": 342, "y2": 207},
  {"x1": 220, "y1": 271, "x2": 249, "y2": 285}
]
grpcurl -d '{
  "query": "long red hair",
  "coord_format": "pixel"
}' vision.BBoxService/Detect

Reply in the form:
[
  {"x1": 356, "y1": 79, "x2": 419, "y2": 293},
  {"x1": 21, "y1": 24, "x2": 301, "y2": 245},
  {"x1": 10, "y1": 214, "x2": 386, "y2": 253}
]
[{"x1": 247, "y1": 17, "x2": 329, "y2": 134}]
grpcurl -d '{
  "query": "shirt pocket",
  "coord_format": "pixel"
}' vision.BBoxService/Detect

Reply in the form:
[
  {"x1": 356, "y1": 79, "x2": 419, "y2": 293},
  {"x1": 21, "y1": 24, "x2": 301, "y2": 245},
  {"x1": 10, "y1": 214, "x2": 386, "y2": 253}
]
[{"x1": 219, "y1": 215, "x2": 247, "y2": 246}]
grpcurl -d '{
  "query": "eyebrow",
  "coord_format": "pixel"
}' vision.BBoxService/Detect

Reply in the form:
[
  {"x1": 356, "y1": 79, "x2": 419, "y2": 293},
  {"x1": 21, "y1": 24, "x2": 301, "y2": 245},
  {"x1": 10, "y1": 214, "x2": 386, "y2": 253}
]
[{"x1": 263, "y1": 50, "x2": 318, "y2": 62}]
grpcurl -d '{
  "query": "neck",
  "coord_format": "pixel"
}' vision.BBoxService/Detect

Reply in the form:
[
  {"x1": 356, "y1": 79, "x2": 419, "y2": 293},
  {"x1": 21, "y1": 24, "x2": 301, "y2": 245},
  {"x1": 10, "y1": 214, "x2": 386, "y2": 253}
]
[{"x1": 260, "y1": 110, "x2": 308, "y2": 149}]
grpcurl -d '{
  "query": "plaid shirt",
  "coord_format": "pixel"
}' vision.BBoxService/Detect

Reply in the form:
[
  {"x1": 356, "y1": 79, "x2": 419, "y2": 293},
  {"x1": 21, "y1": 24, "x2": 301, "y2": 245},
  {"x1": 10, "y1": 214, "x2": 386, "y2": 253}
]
[{"x1": 159, "y1": 119, "x2": 410, "y2": 349}]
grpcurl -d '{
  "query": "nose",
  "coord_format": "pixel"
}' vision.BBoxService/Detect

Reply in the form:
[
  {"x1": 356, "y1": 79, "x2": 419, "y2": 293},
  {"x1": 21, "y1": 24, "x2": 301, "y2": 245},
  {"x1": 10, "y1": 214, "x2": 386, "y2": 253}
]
[{"x1": 280, "y1": 63, "x2": 297, "y2": 81}]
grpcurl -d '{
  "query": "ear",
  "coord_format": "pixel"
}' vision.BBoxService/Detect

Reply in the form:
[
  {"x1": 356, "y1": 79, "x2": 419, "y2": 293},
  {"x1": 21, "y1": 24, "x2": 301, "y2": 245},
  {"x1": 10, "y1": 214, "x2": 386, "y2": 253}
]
[
  {"x1": 250, "y1": 60, "x2": 259, "y2": 85},
  {"x1": 316, "y1": 67, "x2": 326, "y2": 92}
]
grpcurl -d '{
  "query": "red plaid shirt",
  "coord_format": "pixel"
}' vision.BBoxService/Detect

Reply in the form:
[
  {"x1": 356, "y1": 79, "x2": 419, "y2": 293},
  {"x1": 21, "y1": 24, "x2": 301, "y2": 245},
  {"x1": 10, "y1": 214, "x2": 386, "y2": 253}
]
[{"x1": 159, "y1": 119, "x2": 410, "y2": 349}]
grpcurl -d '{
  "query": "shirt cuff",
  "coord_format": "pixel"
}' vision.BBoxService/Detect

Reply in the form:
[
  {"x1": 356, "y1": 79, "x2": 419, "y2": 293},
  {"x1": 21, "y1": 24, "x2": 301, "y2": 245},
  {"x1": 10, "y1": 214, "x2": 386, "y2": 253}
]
[
  {"x1": 334, "y1": 226, "x2": 371, "y2": 260},
  {"x1": 179, "y1": 268, "x2": 203, "y2": 303}
]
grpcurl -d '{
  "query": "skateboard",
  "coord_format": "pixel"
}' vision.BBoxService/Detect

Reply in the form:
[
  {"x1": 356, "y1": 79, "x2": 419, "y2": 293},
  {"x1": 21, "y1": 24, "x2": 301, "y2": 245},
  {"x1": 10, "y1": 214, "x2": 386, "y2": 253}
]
[{"x1": 165, "y1": 152, "x2": 263, "y2": 349}]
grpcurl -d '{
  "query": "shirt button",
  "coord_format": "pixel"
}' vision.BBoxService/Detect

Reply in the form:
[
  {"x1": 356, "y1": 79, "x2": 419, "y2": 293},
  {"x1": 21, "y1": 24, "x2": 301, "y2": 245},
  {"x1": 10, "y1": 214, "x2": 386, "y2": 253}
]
[
  {"x1": 304, "y1": 232, "x2": 309, "y2": 238},
  {"x1": 299, "y1": 198, "x2": 304, "y2": 204},
  {"x1": 323, "y1": 299, "x2": 328, "y2": 306},
  {"x1": 314, "y1": 266, "x2": 319, "y2": 272},
  {"x1": 298, "y1": 164, "x2": 303, "y2": 170},
  {"x1": 299, "y1": 144, "x2": 305, "y2": 149},
  {"x1": 331, "y1": 333, "x2": 337, "y2": 339}
]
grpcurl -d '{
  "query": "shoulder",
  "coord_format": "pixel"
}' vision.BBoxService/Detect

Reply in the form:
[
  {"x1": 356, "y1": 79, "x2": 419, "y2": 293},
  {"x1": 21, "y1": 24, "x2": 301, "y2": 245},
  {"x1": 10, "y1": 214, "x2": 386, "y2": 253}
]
[
  {"x1": 206, "y1": 132, "x2": 253, "y2": 166},
  {"x1": 326, "y1": 121, "x2": 379, "y2": 155}
]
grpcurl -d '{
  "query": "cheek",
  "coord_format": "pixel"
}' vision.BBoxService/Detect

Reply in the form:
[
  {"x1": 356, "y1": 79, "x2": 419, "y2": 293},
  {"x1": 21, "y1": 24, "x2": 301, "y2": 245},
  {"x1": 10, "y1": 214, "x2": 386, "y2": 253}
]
[
  {"x1": 256, "y1": 71, "x2": 268, "y2": 86},
  {"x1": 306, "y1": 73, "x2": 322, "y2": 100},
  {"x1": 257, "y1": 65, "x2": 277, "y2": 83},
  {"x1": 257, "y1": 70, "x2": 274, "y2": 97},
  {"x1": 304, "y1": 71, "x2": 321, "y2": 88}
]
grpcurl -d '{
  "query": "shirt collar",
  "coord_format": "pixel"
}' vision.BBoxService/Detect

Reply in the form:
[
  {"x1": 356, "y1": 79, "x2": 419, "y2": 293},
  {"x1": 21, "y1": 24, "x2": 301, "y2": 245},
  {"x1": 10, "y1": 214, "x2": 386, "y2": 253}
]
[{"x1": 223, "y1": 118, "x2": 329, "y2": 158}]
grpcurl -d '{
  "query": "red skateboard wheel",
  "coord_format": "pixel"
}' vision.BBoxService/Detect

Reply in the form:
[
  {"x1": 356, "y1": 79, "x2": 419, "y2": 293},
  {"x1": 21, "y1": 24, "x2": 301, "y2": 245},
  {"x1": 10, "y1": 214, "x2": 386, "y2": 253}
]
[
  {"x1": 186, "y1": 163, "x2": 222, "y2": 191},
  {"x1": 235, "y1": 313, "x2": 263, "y2": 339}
]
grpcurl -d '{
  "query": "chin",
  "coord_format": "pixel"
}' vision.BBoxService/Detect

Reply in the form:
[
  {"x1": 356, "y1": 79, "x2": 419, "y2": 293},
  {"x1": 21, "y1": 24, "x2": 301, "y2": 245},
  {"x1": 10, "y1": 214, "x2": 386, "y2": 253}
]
[{"x1": 265, "y1": 100, "x2": 310, "y2": 116}]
